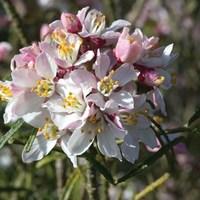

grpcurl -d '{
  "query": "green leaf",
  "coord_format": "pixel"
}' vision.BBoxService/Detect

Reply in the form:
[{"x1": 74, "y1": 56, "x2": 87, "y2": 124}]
[
  {"x1": 0, "y1": 120, "x2": 24, "y2": 150},
  {"x1": 61, "y1": 169, "x2": 81, "y2": 200},
  {"x1": 116, "y1": 137, "x2": 184, "y2": 184},
  {"x1": 36, "y1": 152, "x2": 65, "y2": 168},
  {"x1": 188, "y1": 106, "x2": 200, "y2": 125},
  {"x1": 23, "y1": 129, "x2": 36, "y2": 153},
  {"x1": 84, "y1": 153, "x2": 114, "y2": 184}
]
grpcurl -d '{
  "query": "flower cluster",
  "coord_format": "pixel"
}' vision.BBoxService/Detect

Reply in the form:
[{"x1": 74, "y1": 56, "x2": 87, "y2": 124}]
[{"x1": 0, "y1": 7, "x2": 176, "y2": 167}]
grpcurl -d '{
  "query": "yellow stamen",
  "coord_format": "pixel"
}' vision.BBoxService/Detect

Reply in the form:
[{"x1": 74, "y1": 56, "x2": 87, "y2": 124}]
[
  {"x1": 58, "y1": 42, "x2": 75, "y2": 59},
  {"x1": 0, "y1": 83, "x2": 12, "y2": 102},
  {"x1": 39, "y1": 119, "x2": 58, "y2": 140},
  {"x1": 99, "y1": 70, "x2": 119, "y2": 95},
  {"x1": 63, "y1": 92, "x2": 81, "y2": 109},
  {"x1": 120, "y1": 113, "x2": 138, "y2": 125},
  {"x1": 32, "y1": 79, "x2": 54, "y2": 97}
]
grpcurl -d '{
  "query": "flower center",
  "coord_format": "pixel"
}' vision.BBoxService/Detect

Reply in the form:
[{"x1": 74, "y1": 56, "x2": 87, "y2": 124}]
[
  {"x1": 51, "y1": 30, "x2": 66, "y2": 44},
  {"x1": 32, "y1": 79, "x2": 54, "y2": 97},
  {"x1": 0, "y1": 83, "x2": 12, "y2": 102},
  {"x1": 39, "y1": 120, "x2": 58, "y2": 140},
  {"x1": 98, "y1": 71, "x2": 119, "y2": 96},
  {"x1": 120, "y1": 113, "x2": 138, "y2": 125},
  {"x1": 93, "y1": 14, "x2": 105, "y2": 31},
  {"x1": 63, "y1": 92, "x2": 82, "y2": 109},
  {"x1": 58, "y1": 42, "x2": 75, "y2": 59},
  {"x1": 82, "y1": 113, "x2": 104, "y2": 134}
]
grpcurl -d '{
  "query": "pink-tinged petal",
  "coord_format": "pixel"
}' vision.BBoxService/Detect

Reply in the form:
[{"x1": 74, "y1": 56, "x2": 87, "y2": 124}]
[
  {"x1": 51, "y1": 112, "x2": 83, "y2": 130},
  {"x1": 112, "y1": 63, "x2": 137, "y2": 86},
  {"x1": 74, "y1": 50, "x2": 94, "y2": 66},
  {"x1": 97, "y1": 127, "x2": 122, "y2": 161},
  {"x1": 147, "y1": 88, "x2": 167, "y2": 116},
  {"x1": 22, "y1": 134, "x2": 57, "y2": 163},
  {"x1": 22, "y1": 109, "x2": 49, "y2": 128},
  {"x1": 87, "y1": 93, "x2": 105, "y2": 109},
  {"x1": 12, "y1": 92, "x2": 44, "y2": 116},
  {"x1": 60, "y1": 134, "x2": 78, "y2": 167},
  {"x1": 135, "y1": 116, "x2": 151, "y2": 129},
  {"x1": 106, "y1": 19, "x2": 131, "y2": 31},
  {"x1": 137, "y1": 128, "x2": 158, "y2": 148},
  {"x1": 12, "y1": 68, "x2": 40, "y2": 88},
  {"x1": 67, "y1": 128, "x2": 95, "y2": 155},
  {"x1": 94, "y1": 50, "x2": 111, "y2": 79},
  {"x1": 121, "y1": 134, "x2": 139, "y2": 163},
  {"x1": 70, "y1": 69, "x2": 97, "y2": 95},
  {"x1": 39, "y1": 42, "x2": 57, "y2": 58},
  {"x1": 43, "y1": 95, "x2": 67, "y2": 113},
  {"x1": 102, "y1": 31, "x2": 120, "y2": 46},
  {"x1": 35, "y1": 52, "x2": 57, "y2": 79},
  {"x1": 49, "y1": 20, "x2": 63, "y2": 29},
  {"x1": 133, "y1": 94, "x2": 146, "y2": 109},
  {"x1": 77, "y1": 6, "x2": 89, "y2": 24},
  {"x1": 3, "y1": 100, "x2": 19, "y2": 124},
  {"x1": 110, "y1": 91, "x2": 134, "y2": 109}
]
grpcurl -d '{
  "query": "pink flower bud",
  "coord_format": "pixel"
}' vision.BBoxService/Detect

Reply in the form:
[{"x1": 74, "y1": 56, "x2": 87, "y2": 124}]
[
  {"x1": 115, "y1": 27, "x2": 143, "y2": 63},
  {"x1": 0, "y1": 42, "x2": 12, "y2": 62},
  {"x1": 61, "y1": 13, "x2": 82, "y2": 33},
  {"x1": 138, "y1": 68, "x2": 165, "y2": 87}
]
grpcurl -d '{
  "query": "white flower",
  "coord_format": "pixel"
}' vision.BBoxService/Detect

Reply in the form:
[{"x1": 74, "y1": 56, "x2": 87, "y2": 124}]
[{"x1": 22, "y1": 118, "x2": 77, "y2": 167}]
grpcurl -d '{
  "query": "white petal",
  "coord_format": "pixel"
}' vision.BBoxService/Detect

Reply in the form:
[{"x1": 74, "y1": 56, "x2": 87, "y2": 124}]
[
  {"x1": 87, "y1": 93, "x2": 105, "y2": 109},
  {"x1": 106, "y1": 19, "x2": 131, "y2": 31},
  {"x1": 51, "y1": 112, "x2": 83, "y2": 130},
  {"x1": 35, "y1": 52, "x2": 57, "y2": 79},
  {"x1": 13, "y1": 92, "x2": 44, "y2": 116},
  {"x1": 137, "y1": 128, "x2": 158, "y2": 148},
  {"x1": 70, "y1": 69, "x2": 97, "y2": 95},
  {"x1": 12, "y1": 68, "x2": 40, "y2": 88},
  {"x1": 94, "y1": 51, "x2": 111, "y2": 79},
  {"x1": 3, "y1": 100, "x2": 19, "y2": 124},
  {"x1": 97, "y1": 127, "x2": 122, "y2": 160},
  {"x1": 75, "y1": 51, "x2": 94, "y2": 66},
  {"x1": 110, "y1": 91, "x2": 134, "y2": 109},
  {"x1": 60, "y1": 134, "x2": 78, "y2": 168},
  {"x1": 121, "y1": 134, "x2": 139, "y2": 163},
  {"x1": 67, "y1": 129, "x2": 95, "y2": 155},
  {"x1": 22, "y1": 110, "x2": 49, "y2": 128},
  {"x1": 22, "y1": 134, "x2": 57, "y2": 163},
  {"x1": 113, "y1": 63, "x2": 137, "y2": 86},
  {"x1": 43, "y1": 95, "x2": 67, "y2": 113}
]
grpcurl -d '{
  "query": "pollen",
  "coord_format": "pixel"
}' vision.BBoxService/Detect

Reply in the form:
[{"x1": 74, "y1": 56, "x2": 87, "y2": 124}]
[
  {"x1": 0, "y1": 83, "x2": 12, "y2": 102},
  {"x1": 32, "y1": 79, "x2": 54, "y2": 97},
  {"x1": 58, "y1": 42, "x2": 75, "y2": 59},
  {"x1": 98, "y1": 70, "x2": 119, "y2": 96},
  {"x1": 120, "y1": 113, "x2": 138, "y2": 126},
  {"x1": 63, "y1": 92, "x2": 81, "y2": 109},
  {"x1": 39, "y1": 119, "x2": 58, "y2": 140},
  {"x1": 93, "y1": 14, "x2": 105, "y2": 30},
  {"x1": 153, "y1": 75, "x2": 165, "y2": 86},
  {"x1": 51, "y1": 30, "x2": 66, "y2": 44}
]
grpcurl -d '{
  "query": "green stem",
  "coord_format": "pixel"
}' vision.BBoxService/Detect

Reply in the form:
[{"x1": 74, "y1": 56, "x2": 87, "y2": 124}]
[
  {"x1": 86, "y1": 160, "x2": 100, "y2": 200},
  {"x1": 0, "y1": 0, "x2": 28, "y2": 46},
  {"x1": 116, "y1": 136, "x2": 184, "y2": 184}
]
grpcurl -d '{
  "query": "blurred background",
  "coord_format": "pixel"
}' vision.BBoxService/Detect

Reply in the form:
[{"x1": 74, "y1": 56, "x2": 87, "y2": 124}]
[{"x1": 0, "y1": 0, "x2": 200, "y2": 199}]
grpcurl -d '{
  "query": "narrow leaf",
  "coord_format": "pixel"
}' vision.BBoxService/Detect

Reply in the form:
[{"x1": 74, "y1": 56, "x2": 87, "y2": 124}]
[
  {"x1": 23, "y1": 129, "x2": 36, "y2": 153},
  {"x1": 188, "y1": 106, "x2": 200, "y2": 125},
  {"x1": 61, "y1": 169, "x2": 81, "y2": 200},
  {"x1": 116, "y1": 137, "x2": 184, "y2": 184},
  {"x1": 0, "y1": 120, "x2": 24, "y2": 150}
]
